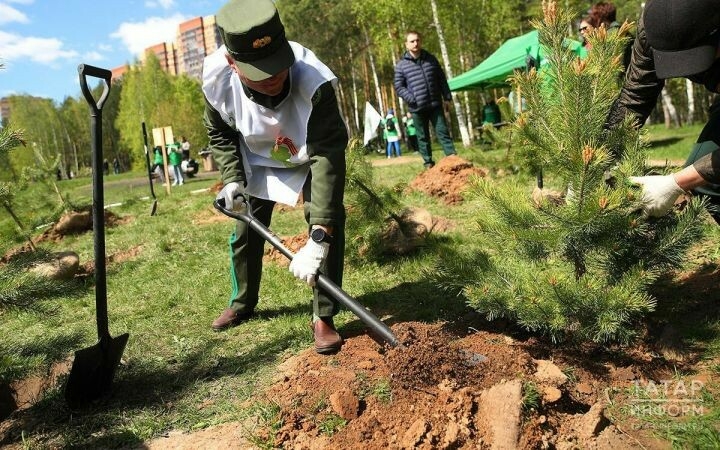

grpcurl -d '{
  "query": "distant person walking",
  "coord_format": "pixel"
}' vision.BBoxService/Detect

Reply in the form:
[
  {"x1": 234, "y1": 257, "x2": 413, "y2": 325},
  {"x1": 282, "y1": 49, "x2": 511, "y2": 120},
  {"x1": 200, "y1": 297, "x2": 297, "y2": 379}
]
[
  {"x1": 383, "y1": 109, "x2": 402, "y2": 158},
  {"x1": 152, "y1": 146, "x2": 166, "y2": 184},
  {"x1": 393, "y1": 30, "x2": 456, "y2": 169},
  {"x1": 168, "y1": 144, "x2": 185, "y2": 186}
]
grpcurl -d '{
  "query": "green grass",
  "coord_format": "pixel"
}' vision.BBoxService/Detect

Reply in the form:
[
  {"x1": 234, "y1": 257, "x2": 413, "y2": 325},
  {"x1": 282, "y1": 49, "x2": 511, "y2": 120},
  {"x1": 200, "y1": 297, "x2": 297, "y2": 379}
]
[
  {"x1": 1, "y1": 125, "x2": 719, "y2": 447},
  {"x1": 645, "y1": 123, "x2": 705, "y2": 163}
]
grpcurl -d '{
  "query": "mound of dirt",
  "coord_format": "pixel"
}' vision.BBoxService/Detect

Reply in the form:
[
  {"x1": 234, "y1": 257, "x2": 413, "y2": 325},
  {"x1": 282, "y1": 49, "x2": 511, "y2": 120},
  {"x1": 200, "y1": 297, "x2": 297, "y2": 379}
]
[
  {"x1": 1, "y1": 210, "x2": 130, "y2": 264},
  {"x1": 260, "y1": 322, "x2": 647, "y2": 449},
  {"x1": 381, "y1": 208, "x2": 453, "y2": 255},
  {"x1": 409, "y1": 155, "x2": 488, "y2": 205}
]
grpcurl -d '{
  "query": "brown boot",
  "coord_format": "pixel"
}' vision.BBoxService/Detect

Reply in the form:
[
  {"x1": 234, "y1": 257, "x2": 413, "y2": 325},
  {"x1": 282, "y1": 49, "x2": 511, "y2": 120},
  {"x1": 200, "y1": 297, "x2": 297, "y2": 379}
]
[
  {"x1": 212, "y1": 308, "x2": 252, "y2": 331},
  {"x1": 312, "y1": 318, "x2": 343, "y2": 354}
]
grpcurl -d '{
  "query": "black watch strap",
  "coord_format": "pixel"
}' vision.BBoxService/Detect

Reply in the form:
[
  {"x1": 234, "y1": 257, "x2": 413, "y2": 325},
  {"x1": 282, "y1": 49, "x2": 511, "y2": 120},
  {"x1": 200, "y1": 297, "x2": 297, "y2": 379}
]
[{"x1": 310, "y1": 227, "x2": 333, "y2": 244}]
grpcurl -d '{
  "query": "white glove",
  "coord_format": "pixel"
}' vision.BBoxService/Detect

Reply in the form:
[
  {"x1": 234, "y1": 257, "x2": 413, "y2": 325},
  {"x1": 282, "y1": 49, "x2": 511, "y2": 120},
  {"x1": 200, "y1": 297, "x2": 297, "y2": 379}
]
[
  {"x1": 289, "y1": 239, "x2": 330, "y2": 286},
  {"x1": 629, "y1": 175, "x2": 685, "y2": 218},
  {"x1": 216, "y1": 182, "x2": 245, "y2": 211}
]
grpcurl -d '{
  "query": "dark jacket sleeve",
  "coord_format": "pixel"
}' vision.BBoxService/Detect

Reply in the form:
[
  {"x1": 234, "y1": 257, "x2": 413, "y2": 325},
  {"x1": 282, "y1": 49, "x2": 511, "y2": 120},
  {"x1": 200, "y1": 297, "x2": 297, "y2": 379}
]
[
  {"x1": 394, "y1": 59, "x2": 417, "y2": 106},
  {"x1": 605, "y1": 15, "x2": 665, "y2": 130},
  {"x1": 306, "y1": 81, "x2": 348, "y2": 226},
  {"x1": 693, "y1": 151, "x2": 720, "y2": 183},
  {"x1": 203, "y1": 97, "x2": 246, "y2": 186}
]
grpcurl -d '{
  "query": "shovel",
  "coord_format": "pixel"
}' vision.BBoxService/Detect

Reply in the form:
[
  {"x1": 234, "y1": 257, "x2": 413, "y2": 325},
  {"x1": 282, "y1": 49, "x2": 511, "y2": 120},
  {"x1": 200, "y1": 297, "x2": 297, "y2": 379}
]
[
  {"x1": 141, "y1": 122, "x2": 158, "y2": 216},
  {"x1": 65, "y1": 64, "x2": 129, "y2": 409},
  {"x1": 213, "y1": 198, "x2": 400, "y2": 348}
]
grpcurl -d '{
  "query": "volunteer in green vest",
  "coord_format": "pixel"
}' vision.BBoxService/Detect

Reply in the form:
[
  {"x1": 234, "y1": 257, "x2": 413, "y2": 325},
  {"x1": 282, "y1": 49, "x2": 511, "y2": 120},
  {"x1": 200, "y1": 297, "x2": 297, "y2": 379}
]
[
  {"x1": 203, "y1": 0, "x2": 348, "y2": 354},
  {"x1": 382, "y1": 109, "x2": 402, "y2": 158},
  {"x1": 152, "y1": 146, "x2": 165, "y2": 184},
  {"x1": 168, "y1": 143, "x2": 185, "y2": 186},
  {"x1": 402, "y1": 111, "x2": 418, "y2": 153}
]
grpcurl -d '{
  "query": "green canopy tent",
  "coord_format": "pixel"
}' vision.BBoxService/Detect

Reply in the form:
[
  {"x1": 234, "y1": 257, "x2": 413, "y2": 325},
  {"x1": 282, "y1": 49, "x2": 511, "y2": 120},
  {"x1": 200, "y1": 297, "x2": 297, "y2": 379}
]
[{"x1": 448, "y1": 30, "x2": 587, "y2": 92}]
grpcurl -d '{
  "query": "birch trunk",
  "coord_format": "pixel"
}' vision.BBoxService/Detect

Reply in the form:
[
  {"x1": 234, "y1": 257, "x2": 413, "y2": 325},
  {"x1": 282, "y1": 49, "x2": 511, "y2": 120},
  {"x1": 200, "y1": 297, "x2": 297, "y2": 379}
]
[
  {"x1": 660, "y1": 87, "x2": 680, "y2": 128},
  {"x1": 430, "y1": 0, "x2": 471, "y2": 148},
  {"x1": 365, "y1": 29, "x2": 384, "y2": 114},
  {"x1": 685, "y1": 79, "x2": 695, "y2": 124}
]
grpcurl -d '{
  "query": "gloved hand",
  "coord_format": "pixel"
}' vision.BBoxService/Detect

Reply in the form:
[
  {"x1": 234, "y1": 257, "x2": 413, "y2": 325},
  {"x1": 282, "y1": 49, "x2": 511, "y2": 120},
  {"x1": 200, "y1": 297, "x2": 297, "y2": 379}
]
[
  {"x1": 289, "y1": 239, "x2": 330, "y2": 286},
  {"x1": 216, "y1": 182, "x2": 245, "y2": 211},
  {"x1": 629, "y1": 175, "x2": 685, "y2": 218}
]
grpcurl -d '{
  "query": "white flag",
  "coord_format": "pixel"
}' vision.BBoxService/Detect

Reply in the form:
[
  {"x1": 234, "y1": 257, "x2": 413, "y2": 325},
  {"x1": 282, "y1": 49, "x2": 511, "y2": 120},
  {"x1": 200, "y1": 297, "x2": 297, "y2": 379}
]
[{"x1": 363, "y1": 102, "x2": 383, "y2": 146}]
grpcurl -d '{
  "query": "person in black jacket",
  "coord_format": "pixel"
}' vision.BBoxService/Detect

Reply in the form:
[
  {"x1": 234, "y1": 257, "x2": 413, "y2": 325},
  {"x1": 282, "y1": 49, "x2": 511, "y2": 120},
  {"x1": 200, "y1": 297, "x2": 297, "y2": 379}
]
[
  {"x1": 604, "y1": 0, "x2": 720, "y2": 220},
  {"x1": 394, "y1": 31, "x2": 456, "y2": 169}
]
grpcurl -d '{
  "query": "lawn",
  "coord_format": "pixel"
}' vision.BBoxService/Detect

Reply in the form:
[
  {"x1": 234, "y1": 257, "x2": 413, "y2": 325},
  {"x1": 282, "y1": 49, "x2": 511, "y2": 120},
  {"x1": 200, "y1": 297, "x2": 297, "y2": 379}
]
[{"x1": 1, "y1": 125, "x2": 718, "y2": 447}]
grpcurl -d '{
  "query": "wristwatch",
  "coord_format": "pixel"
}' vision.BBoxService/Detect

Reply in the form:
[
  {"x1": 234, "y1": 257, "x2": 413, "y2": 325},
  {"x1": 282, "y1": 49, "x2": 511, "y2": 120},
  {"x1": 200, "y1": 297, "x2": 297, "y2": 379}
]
[{"x1": 310, "y1": 227, "x2": 333, "y2": 244}]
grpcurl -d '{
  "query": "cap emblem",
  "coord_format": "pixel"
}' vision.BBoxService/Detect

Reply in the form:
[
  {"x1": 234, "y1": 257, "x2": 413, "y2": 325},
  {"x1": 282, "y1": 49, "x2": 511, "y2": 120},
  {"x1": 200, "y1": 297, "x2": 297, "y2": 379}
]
[{"x1": 253, "y1": 36, "x2": 272, "y2": 48}]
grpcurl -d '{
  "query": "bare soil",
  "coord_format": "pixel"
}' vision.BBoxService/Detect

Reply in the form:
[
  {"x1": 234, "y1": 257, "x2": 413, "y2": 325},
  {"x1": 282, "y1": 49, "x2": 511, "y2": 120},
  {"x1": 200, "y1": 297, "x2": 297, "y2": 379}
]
[
  {"x1": 141, "y1": 303, "x2": 720, "y2": 450},
  {"x1": 408, "y1": 155, "x2": 488, "y2": 205}
]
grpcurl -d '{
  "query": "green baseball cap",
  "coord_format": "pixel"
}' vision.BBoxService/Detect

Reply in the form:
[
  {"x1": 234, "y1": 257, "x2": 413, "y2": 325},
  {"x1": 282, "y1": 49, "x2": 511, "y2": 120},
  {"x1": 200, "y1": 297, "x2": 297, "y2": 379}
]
[{"x1": 216, "y1": 0, "x2": 295, "y2": 81}]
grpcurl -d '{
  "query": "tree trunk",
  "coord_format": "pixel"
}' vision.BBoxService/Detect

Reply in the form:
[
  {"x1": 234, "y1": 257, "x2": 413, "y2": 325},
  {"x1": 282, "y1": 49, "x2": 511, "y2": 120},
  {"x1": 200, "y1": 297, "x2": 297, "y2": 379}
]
[
  {"x1": 365, "y1": 29, "x2": 384, "y2": 114},
  {"x1": 349, "y1": 44, "x2": 360, "y2": 132},
  {"x1": 458, "y1": 52, "x2": 475, "y2": 141},
  {"x1": 686, "y1": 79, "x2": 695, "y2": 125},
  {"x1": 430, "y1": 0, "x2": 471, "y2": 148},
  {"x1": 660, "y1": 87, "x2": 680, "y2": 128}
]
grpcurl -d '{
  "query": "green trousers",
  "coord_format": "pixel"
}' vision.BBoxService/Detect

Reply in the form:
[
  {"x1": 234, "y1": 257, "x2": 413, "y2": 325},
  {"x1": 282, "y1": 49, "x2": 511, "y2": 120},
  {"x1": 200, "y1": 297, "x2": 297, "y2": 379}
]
[
  {"x1": 412, "y1": 107, "x2": 456, "y2": 166},
  {"x1": 226, "y1": 188, "x2": 345, "y2": 318}
]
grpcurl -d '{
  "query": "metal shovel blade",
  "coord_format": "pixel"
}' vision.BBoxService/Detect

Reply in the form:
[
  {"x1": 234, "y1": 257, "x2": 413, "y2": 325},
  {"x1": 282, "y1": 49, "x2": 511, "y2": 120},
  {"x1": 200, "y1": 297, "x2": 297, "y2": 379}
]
[{"x1": 65, "y1": 333, "x2": 129, "y2": 409}]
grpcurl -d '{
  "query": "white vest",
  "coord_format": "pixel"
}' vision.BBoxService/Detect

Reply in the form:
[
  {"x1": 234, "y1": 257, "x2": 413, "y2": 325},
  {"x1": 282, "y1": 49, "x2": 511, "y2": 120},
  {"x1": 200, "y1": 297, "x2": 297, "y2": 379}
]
[{"x1": 202, "y1": 42, "x2": 337, "y2": 206}]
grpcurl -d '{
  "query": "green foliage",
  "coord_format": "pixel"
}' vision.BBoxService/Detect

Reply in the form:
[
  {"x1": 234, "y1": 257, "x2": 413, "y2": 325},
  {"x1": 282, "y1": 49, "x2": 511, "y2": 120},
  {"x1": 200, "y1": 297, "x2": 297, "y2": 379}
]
[
  {"x1": 344, "y1": 138, "x2": 406, "y2": 261},
  {"x1": 116, "y1": 57, "x2": 208, "y2": 170},
  {"x1": 429, "y1": 3, "x2": 707, "y2": 344}
]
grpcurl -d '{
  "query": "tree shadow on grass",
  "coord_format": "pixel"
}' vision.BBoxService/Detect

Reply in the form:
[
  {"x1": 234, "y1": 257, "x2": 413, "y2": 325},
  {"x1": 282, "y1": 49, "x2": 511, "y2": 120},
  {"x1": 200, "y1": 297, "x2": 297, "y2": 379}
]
[
  {"x1": 647, "y1": 263, "x2": 720, "y2": 362},
  {"x1": 647, "y1": 136, "x2": 686, "y2": 149},
  {"x1": 0, "y1": 302, "x2": 313, "y2": 448}
]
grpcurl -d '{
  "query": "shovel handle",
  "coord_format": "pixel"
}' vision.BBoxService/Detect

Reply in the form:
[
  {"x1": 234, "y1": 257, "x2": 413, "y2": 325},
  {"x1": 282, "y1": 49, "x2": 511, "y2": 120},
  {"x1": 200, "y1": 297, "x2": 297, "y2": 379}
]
[
  {"x1": 78, "y1": 64, "x2": 111, "y2": 114},
  {"x1": 142, "y1": 122, "x2": 157, "y2": 200},
  {"x1": 78, "y1": 64, "x2": 112, "y2": 341},
  {"x1": 213, "y1": 199, "x2": 400, "y2": 347}
]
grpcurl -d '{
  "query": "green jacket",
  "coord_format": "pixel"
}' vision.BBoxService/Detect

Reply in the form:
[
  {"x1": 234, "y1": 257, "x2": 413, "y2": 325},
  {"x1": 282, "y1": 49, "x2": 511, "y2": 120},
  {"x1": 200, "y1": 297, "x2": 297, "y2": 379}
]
[
  {"x1": 403, "y1": 116, "x2": 416, "y2": 136},
  {"x1": 382, "y1": 116, "x2": 401, "y2": 139},
  {"x1": 204, "y1": 81, "x2": 348, "y2": 226},
  {"x1": 168, "y1": 146, "x2": 182, "y2": 165},
  {"x1": 153, "y1": 148, "x2": 163, "y2": 165}
]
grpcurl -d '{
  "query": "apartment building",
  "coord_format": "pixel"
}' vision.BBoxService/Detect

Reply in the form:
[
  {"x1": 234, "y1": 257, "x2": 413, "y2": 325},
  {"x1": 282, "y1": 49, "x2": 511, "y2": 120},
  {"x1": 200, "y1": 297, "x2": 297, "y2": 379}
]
[
  {"x1": 0, "y1": 96, "x2": 11, "y2": 123},
  {"x1": 119, "y1": 14, "x2": 221, "y2": 81}
]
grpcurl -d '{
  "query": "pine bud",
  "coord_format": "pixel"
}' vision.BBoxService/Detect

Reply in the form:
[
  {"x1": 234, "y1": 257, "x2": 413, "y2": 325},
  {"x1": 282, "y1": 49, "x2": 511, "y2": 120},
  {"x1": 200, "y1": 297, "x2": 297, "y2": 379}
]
[
  {"x1": 573, "y1": 58, "x2": 587, "y2": 75},
  {"x1": 630, "y1": 219, "x2": 638, "y2": 228},
  {"x1": 548, "y1": 276, "x2": 558, "y2": 286},
  {"x1": 516, "y1": 114, "x2": 528, "y2": 127},
  {"x1": 618, "y1": 20, "x2": 635, "y2": 37},
  {"x1": 599, "y1": 196, "x2": 609, "y2": 209},
  {"x1": 582, "y1": 145, "x2": 594, "y2": 164},
  {"x1": 597, "y1": 24, "x2": 608, "y2": 40},
  {"x1": 542, "y1": 0, "x2": 558, "y2": 24}
]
